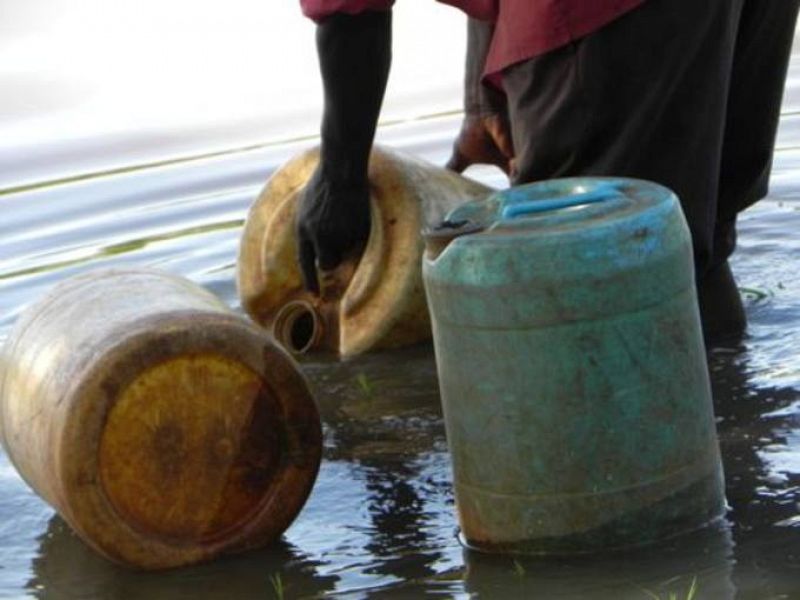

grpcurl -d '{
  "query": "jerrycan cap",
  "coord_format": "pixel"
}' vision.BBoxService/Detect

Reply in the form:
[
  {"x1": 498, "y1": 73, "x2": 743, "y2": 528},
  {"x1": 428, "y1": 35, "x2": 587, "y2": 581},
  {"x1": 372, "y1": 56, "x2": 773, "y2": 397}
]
[
  {"x1": 424, "y1": 218, "x2": 486, "y2": 260},
  {"x1": 426, "y1": 177, "x2": 673, "y2": 259}
]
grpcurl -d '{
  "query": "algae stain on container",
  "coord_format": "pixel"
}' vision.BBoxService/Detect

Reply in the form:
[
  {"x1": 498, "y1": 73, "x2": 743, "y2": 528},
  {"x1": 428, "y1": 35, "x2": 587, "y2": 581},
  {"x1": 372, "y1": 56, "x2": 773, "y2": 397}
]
[
  {"x1": 423, "y1": 179, "x2": 726, "y2": 553},
  {"x1": 237, "y1": 145, "x2": 491, "y2": 358},
  {"x1": 0, "y1": 268, "x2": 322, "y2": 570}
]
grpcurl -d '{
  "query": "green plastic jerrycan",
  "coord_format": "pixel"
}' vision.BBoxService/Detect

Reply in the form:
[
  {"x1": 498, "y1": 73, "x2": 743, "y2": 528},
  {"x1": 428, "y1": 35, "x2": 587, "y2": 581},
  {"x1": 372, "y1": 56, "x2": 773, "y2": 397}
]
[{"x1": 422, "y1": 178, "x2": 725, "y2": 554}]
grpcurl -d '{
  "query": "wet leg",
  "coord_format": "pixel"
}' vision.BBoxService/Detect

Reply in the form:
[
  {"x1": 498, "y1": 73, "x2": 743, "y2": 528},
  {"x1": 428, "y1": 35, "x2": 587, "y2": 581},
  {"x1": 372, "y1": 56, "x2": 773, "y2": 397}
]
[
  {"x1": 701, "y1": 0, "x2": 800, "y2": 342},
  {"x1": 503, "y1": 0, "x2": 744, "y2": 339}
]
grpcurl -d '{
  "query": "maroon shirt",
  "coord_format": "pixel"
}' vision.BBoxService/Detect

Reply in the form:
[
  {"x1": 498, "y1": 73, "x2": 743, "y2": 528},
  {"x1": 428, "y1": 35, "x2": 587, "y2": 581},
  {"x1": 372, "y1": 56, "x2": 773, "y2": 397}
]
[{"x1": 301, "y1": 0, "x2": 645, "y2": 78}]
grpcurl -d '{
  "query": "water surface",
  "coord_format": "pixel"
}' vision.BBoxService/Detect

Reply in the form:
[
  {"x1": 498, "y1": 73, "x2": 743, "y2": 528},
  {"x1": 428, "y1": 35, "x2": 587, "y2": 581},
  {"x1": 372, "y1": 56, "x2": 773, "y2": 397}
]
[{"x1": 1, "y1": 18, "x2": 800, "y2": 600}]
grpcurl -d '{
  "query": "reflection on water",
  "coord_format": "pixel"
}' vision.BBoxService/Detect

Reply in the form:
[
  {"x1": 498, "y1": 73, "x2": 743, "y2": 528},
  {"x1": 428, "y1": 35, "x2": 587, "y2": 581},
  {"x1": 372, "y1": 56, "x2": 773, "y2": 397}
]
[
  {"x1": 1, "y1": 45, "x2": 800, "y2": 600},
  {"x1": 711, "y1": 344, "x2": 800, "y2": 599},
  {"x1": 463, "y1": 523, "x2": 736, "y2": 600},
  {"x1": 29, "y1": 518, "x2": 338, "y2": 600},
  {"x1": 293, "y1": 348, "x2": 464, "y2": 597},
  {"x1": 16, "y1": 327, "x2": 800, "y2": 598}
]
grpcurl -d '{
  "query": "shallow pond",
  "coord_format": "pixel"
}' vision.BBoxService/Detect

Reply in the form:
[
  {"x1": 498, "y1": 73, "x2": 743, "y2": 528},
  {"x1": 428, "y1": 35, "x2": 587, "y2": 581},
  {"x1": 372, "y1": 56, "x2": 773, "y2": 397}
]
[{"x1": 1, "y1": 34, "x2": 800, "y2": 600}]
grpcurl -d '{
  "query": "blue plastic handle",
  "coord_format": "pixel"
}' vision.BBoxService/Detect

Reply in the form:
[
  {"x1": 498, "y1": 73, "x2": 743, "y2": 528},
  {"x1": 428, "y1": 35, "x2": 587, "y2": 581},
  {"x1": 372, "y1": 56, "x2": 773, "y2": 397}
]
[{"x1": 501, "y1": 183, "x2": 619, "y2": 220}]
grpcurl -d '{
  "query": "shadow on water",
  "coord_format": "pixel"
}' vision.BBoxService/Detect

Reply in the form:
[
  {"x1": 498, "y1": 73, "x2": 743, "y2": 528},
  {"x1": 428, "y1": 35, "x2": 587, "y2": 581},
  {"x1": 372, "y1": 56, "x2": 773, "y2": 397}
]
[
  {"x1": 27, "y1": 517, "x2": 338, "y2": 600},
  {"x1": 710, "y1": 343, "x2": 800, "y2": 598}
]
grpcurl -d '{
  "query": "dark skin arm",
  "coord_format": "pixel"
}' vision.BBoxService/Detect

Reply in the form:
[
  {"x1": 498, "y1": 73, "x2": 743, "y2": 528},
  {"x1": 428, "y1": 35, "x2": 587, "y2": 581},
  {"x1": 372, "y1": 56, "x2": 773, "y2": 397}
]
[
  {"x1": 296, "y1": 11, "x2": 392, "y2": 295},
  {"x1": 446, "y1": 18, "x2": 514, "y2": 176}
]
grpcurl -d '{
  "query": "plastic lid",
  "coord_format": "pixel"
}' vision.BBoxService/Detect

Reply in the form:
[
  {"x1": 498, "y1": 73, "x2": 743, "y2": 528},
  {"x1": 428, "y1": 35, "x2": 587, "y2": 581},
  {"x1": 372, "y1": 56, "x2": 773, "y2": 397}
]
[
  {"x1": 429, "y1": 178, "x2": 673, "y2": 247},
  {"x1": 99, "y1": 354, "x2": 282, "y2": 543}
]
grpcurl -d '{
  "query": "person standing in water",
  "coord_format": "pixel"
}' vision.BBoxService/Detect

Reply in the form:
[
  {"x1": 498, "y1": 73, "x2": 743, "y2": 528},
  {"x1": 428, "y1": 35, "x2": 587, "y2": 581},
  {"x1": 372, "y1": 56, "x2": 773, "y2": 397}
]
[{"x1": 295, "y1": 0, "x2": 800, "y2": 343}]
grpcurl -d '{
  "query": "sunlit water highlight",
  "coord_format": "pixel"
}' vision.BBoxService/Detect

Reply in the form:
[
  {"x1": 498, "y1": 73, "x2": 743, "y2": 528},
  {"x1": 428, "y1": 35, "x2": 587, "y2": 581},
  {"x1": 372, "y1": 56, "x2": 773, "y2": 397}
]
[{"x1": 0, "y1": 12, "x2": 799, "y2": 600}]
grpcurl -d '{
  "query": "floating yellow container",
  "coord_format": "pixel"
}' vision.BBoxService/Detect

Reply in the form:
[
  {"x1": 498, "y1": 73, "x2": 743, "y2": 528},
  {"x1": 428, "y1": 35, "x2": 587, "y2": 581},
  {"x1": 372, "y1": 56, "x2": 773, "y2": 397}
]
[
  {"x1": 237, "y1": 146, "x2": 491, "y2": 358},
  {"x1": 0, "y1": 269, "x2": 322, "y2": 570}
]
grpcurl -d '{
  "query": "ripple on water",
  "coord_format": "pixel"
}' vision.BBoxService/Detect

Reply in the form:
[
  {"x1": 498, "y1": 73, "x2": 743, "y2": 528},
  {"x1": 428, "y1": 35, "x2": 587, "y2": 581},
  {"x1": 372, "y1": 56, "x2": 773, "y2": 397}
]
[{"x1": 0, "y1": 113, "x2": 798, "y2": 598}]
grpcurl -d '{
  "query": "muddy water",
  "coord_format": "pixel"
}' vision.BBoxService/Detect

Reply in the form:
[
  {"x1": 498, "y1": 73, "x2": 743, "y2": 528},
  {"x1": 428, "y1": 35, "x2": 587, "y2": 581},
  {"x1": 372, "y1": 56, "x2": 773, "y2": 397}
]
[{"x1": 1, "y1": 41, "x2": 800, "y2": 600}]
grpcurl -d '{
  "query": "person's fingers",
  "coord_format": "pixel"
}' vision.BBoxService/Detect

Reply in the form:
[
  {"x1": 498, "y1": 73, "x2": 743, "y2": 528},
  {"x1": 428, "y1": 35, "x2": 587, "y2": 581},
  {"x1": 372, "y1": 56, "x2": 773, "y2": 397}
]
[
  {"x1": 445, "y1": 148, "x2": 469, "y2": 173},
  {"x1": 316, "y1": 237, "x2": 344, "y2": 272},
  {"x1": 446, "y1": 116, "x2": 480, "y2": 173},
  {"x1": 480, "y1": 142, "x2": 511, "y2": 175},
  {"x1": 494, "y1": 131, "x2": 514, "y2": 163},
  {"x1": 446, "y1": 114, "x2": 515, "y2": 175},
  {"x1": 489, "y1": 149, "x2": 512, "y2": 175},
  {"x1": 484, "y1": 115, "x2": 515, "y2": 161},
  {"x1": 298, "y1": 235, "x2": 320, "y2": 295}
]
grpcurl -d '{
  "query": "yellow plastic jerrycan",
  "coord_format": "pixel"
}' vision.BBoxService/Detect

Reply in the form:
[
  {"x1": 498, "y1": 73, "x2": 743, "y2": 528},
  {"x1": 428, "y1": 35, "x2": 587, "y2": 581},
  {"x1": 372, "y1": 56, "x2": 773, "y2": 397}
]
[
  {"x1": 237, "y1": 146, "x2": 491, "y2": 358},
  {"x1": 0, "y1": 269, "x2": 322, "y2": 569}
]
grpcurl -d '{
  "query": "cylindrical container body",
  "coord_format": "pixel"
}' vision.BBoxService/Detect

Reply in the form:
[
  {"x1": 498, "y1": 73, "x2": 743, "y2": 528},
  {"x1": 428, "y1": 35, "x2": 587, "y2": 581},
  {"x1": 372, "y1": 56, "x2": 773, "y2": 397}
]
[
  {"x1": 237, "y1": 145, "x2": 491, "y2": 358},
  {"x1": 0, "y1": 269, "x2": 322, "y2": 569},
  {"x1": 423, "y1": 178, "x2": 725, "y2": 553}
]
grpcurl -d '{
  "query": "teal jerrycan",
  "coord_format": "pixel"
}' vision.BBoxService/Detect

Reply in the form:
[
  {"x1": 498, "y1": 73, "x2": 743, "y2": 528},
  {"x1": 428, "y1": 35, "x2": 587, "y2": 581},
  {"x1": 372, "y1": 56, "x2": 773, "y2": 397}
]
[{"x1": 422, "y1": 178, "x2": 725, "y2": 554}]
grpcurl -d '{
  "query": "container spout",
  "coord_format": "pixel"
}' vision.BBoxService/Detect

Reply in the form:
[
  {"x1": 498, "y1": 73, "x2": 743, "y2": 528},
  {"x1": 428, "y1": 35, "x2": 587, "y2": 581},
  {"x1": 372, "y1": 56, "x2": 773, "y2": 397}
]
[
  {"x1": 272, "y1": 301, "x2": 325, "y2": 354},
  {"x1": 424, "y1": 219, "x2": 485, "y2": 261}
]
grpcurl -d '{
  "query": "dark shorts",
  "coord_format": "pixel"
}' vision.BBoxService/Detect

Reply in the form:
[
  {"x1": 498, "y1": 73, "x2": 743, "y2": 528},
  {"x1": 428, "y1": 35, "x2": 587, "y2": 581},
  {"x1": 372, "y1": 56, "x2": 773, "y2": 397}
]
[{"x1": 491, "y1": 0, "x2": 799, "y2": 279}]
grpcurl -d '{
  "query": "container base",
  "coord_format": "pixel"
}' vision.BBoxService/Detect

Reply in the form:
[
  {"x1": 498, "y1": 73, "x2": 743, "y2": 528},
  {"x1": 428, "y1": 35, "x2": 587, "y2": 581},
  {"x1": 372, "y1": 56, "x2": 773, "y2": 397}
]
[{"x1": 459, "y1": 467, "x2": 726, "y2": 556}]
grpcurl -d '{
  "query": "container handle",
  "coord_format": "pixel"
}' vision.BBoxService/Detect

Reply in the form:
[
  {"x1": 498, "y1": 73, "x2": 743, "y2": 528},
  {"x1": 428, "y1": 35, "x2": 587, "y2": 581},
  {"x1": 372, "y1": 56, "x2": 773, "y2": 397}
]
[{"x1": 501, "y1": 183, "x2": 619, "y2": 220}]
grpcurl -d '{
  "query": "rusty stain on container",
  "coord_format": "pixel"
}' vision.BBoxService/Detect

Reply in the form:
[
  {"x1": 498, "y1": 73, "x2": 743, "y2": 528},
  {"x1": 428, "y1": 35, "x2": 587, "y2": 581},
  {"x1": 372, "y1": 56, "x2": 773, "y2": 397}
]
[
  {"x1": 237, "y1": 145, "x2": 491, "y2": 358},
  {"x1": 0, "y1": 268, "x2": 322, "y2": 569}
]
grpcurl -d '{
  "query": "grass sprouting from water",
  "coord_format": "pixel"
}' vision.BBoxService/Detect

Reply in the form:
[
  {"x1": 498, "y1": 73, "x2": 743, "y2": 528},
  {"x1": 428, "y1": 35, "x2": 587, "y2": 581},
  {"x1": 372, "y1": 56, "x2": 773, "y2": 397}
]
[
  {"x1": 356, "y1": 373, "x2": 374, "y2": 397},
  {"x1": 269, "y1": 573, "x2": 285, "y2": 600},
  {"x1": 512, "y1": 559, "x2": 526, "y2": 577},
  {"x1": 641, "y1": 576, "x2": 698, "y2": 600},
  {"x1": 686, "y1": 577, "x2": 698, "y2": 600}
]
